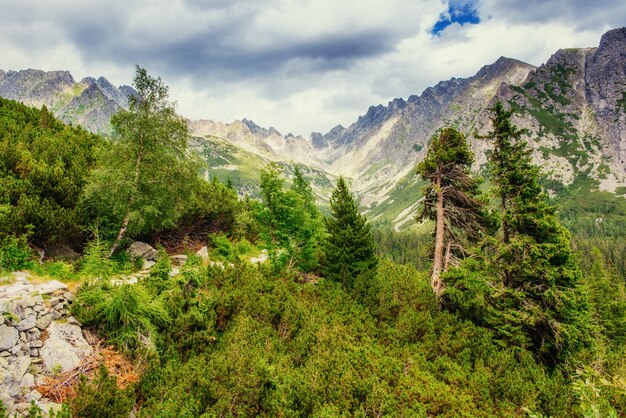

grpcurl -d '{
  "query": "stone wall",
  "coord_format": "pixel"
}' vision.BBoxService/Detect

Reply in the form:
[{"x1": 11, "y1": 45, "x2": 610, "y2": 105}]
[{"x1": 0, "y1": 273, "x2": 92, "y2": 416}]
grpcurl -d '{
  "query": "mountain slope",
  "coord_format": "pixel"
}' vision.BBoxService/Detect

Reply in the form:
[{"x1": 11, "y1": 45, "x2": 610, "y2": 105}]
[
  {"x1": 0, "y1": 69, "x2": 133, "y2": 134},
  {"x1": 0, "y1": 28, "x2": 624, "y2": 230}
]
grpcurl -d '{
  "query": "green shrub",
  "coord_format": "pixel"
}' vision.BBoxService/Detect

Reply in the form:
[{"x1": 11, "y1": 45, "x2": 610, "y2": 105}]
[
  {"x1": 44, "y1": 261, "x2": 76, "y2": 281},
  {"x1": 72, "y1": 282, "x2": 170, "y2": 357},
  {"x1": 79, "y1": 232, "x2": 116, "y2": 279},
  {"x1": 234, "y1": 238, "x2": 254, "y2": 257},
  {"x1": 0, "y1": 235, "x2": 32, "y2": 271},
  {"x1": 209, "y1": 233, "x2": 233, "y2": 261},
  {"x1": 70, "y1": 365, "x2": 134, "y2": 418},
  {"x1": 144, "y1": 248, "x2": 172, "y2": 295}
]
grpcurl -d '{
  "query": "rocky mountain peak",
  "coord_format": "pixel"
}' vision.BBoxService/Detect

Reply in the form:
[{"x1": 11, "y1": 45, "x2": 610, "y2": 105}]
[
  {"x1": 474, "y1": 56, "x2": 535, "y2": 82},
  {"x1": 585, "y1": 26, "x2": 626, "y2": 173},
  {"x1": 0, "y1": 69, "x2": 135, "y2": 134}
]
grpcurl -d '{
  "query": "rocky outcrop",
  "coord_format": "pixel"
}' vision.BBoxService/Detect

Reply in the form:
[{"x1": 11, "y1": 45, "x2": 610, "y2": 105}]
[
  {"x1": 0, "y1": 69, "x2": 135, "y2": 134},
  {"x1": 585, "y1": 27, "x2": 626, "y2": 176},
  {"x1": 0, "y1": 273, "x2": 89, "y2": 416}
]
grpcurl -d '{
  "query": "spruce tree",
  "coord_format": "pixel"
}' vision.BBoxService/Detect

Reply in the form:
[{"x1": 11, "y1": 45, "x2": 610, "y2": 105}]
[
  {"x1": 416, "y1": 127, "x2": 491, "y2": 296},
  {"x1": 446, "y1": 103, "x2": 592, "y2": 365},
  {"x1": 322, "y1": 177, "x2": 377, "y2": 288}
]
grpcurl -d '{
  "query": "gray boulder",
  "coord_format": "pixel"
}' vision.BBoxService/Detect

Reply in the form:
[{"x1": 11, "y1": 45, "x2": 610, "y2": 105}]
[
  {"x1": 0, "y1": 325, "x2": 18, "y2": 351},
  {"x1": 40, "y1": 322, "x2": 92, "y2": 373},
  {"x1": 128, "y1": 241, "x2": 158, "y2": 261}
]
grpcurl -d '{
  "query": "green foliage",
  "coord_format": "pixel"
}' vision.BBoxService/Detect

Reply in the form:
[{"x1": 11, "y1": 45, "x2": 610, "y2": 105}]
[
  {"x1": 208, "y1": 232, "x2": 234, "y2": 261},
  {"x1": 256, "y1": 163, "x2": 321, "y2": 272},
  {"x1": 373, "y1": 225, "x2": 432, "y2": 271},
  {"x1": 177, "y1": 176, "x2": 241, "y2": 238},
  {"x1": 82, "y1": 67, "x2": 200, "y2": 249},
  {"x1": 143, "y1": 247, "x2": 172, "y2": 295},
  {"x1": 91, "y1": 259, "x2": 585, "y2": 416},
  {"x1": 0, "y1": 98, "x2": 101, "y2": 245},
  {"x1": 72, "y1": 281, "x2": 170, "y2": 357},
  {"x1": 43, "y1": 260, "x2": 77, "y2": 281},
  {"x1": 70, "y1": 365, "x2": 134, "y2": 418},
  {"x1": 447, "y1": 103, "x2": 593, "y2": 366},
  {"x1": 79, "y1": 229, "x2": 116, "y2": 279},
  {"x1": 322, "y1": 176, "x2": 377, "y2": 289},
  {"x1": 0, "y1": 234, "x2": 32, "y2": 271}
]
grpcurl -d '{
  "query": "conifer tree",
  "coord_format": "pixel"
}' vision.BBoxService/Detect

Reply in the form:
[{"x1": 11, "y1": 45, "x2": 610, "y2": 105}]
[
  {"x1": 416, "y1": 128, "x2": 490, "y2": 296},
  {"x1": 446, "y1": 103, "x2": 592, "y2": 365},
  {"x1": 322, "y1": 177, "x2": 377, "y2": 288}
]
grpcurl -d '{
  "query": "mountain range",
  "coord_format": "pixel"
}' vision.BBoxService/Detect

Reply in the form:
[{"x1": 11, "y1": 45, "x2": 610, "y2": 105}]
[{"x1": 1, "y1": 27, "x2": 624, "y2": 230}]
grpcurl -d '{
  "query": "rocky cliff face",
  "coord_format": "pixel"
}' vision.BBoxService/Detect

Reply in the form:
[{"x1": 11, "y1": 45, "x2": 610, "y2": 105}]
[
  {"x1": 0, "y1": 70, "x2": 134, "y2": 134},
  {"x1": 585, "y1": 28, "x2": 626, "y2": 178}
]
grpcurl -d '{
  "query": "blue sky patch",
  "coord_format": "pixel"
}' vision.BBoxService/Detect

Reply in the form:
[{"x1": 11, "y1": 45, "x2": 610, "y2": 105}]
[{"x1": 431, "y1": 0, "x2": 481, "y2": 36}]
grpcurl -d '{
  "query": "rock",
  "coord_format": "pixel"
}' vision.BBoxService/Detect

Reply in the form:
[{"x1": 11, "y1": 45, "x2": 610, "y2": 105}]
[
  {"x1": 196, "y1": 246, "x2": 209, "y2": 262},
  {"x1": 11, "y1": 271, "x2": 31, "y2": 282},
  {"x1": 0, "y1": 300, "x2": 10, "y2": 314},
  {"x1": 0, "y1": 356, "x2": 7, "y2": 368},
  {"x1": 250, "y1": 252, "x2": 269, "y2": 264},
  {"x1": 15, "y1": 402, "x2": 30, "y2": 412},
  {"x1": 35, "y1": 314, "x2": 52, "y2": 330},
  {"x1": 40, "y1": 322, "x2": 92, "y2": 373},
  {"x1": 16, "y1": 314, "x2": 36, "y2": 331},
  {"x1": 0, "y1": 325, "x2": 19, "y2": 350},
  {"x1": 38, "y1": 401, "x2": 62, "y2": 415},
  {"x1": 36, "y1": 280, "x2": 68, "y2": 295},
  {"x1": 45, "y1": 243, "x2": 80, "y2": 261},
  {"x1": 49, "y1": 297, "x2": 64, "y2": 306},
  {"x1": 67, "y1": 316, "x2": 81, "y2": 326},
  {"x1": 170, "y1": 254, "x2": 188, "y2": 266},
  {"x1": 2, "y1": 283, "x2": 34, "y2": 297},
  {"x1": 20, "y1": 373, "x2": 35, "y2": 388},
  {"x1": 51, "y1": 310, "x2": 62, "y2": 320},
  {"x1": 128, "y1": 241, "x2": 158, "y2": 261},
  {"x1": 28, "y1": 329, "x2": 41, "y2": 340},
  {"x1": 30, "y1": 348, "x2": 39, "y2": 357},
  {"x1": 142, "y1": 260, "x2": 156, "y2": 270},
  {"x1": 25, "y1": 389, "x2": 42, "y2": 402},
  {"x1": 8, "y1": 355, "x2": 30, "y2": 381},
  {"x1": 30, "y1": 340, "x2": 43, "y2": 348},
  {"x1": 169, "y1": 268, "x2": 180, "y2": 278}
]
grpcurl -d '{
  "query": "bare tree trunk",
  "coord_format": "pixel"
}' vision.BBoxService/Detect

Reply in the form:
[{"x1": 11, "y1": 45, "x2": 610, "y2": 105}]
[
  {"x1": 110, "y1": 141, "x2": 143, "y2": 255},
  {"x1": 443, "y1": 241, "x2": 452, "y2": 273},
  {"x1": 431, "y1": 175, "x2": 445, "y2": 297}
]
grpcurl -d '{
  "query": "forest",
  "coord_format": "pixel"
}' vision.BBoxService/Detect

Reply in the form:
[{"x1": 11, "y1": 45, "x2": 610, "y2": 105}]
[{"x1": 1, "y1": 68, "x2": 625, "y2": 417}]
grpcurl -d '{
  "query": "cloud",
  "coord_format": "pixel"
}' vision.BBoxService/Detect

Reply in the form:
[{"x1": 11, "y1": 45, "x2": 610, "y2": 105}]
[{"x1": 0, "y1": 0, "x2": 624, "y2": 135}]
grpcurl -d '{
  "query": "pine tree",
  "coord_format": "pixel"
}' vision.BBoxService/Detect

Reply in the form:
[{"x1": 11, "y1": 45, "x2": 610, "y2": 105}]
[
  {"x1": 446, "y1": 103, "x2": 592, "y2": 365},
  {"x1": 416, "y1": 128, "x2": 490, "y2": 296},
  {"x1": 322, "y1": 177, "x2": 377, "y2": 288}
]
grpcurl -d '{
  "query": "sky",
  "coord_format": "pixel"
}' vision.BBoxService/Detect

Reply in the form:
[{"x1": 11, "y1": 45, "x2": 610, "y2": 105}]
[{"x1": 0, "y1": 0, "x2": 624, "y2": 136}]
